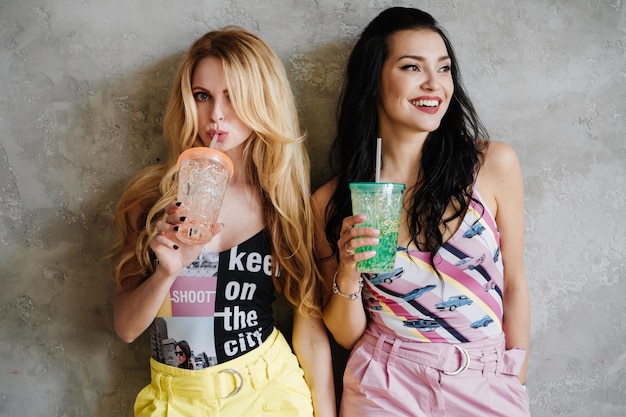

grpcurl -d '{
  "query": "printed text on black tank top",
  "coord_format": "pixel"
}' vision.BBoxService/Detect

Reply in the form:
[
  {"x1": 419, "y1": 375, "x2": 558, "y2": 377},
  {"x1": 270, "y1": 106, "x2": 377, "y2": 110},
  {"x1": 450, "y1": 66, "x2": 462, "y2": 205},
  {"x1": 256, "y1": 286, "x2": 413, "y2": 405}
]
[
  {"x1": 154, "y1": 231, "x2": 275, "y2": 368},
  {"x1": 213, "y1": 245, "x2": 271, "y2": 357}
]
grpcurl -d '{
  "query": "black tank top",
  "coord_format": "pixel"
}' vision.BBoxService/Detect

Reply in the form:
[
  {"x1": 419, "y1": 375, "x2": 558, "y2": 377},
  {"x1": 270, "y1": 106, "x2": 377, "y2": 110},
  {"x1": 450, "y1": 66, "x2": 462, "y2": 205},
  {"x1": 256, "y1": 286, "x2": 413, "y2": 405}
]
[{"x1": 149, "y1": 229, "x2": 275, "y2": 369}]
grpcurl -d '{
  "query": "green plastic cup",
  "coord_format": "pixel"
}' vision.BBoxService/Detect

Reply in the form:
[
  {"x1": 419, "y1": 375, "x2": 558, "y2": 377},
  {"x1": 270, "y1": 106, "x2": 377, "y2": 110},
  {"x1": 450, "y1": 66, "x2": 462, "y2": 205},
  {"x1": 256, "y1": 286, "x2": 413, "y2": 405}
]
[{"x1": 349, "y1": 182, "x2": 405, "y2": 273}]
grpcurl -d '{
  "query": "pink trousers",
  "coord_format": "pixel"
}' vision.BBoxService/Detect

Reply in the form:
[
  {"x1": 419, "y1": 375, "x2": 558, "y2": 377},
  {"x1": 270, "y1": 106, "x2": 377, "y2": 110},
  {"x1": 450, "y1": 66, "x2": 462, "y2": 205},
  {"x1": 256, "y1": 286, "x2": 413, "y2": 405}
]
[{"x1": 340, "y1": 325, "x2": 529, "y2": 417}]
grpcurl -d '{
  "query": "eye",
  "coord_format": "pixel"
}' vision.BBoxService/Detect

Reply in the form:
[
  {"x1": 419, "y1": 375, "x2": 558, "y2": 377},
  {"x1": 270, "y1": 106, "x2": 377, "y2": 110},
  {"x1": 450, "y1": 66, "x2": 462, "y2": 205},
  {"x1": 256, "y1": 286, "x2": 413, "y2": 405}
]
[
  {"x1": 438, "y1": 65, "x2": 451, "y2": 73},
  {"x1": 193, "y1": 91, "x2": 211, "y2": 102},
  {"x1": 400, "y1": 64, "x2": 420, "y2": 71}
]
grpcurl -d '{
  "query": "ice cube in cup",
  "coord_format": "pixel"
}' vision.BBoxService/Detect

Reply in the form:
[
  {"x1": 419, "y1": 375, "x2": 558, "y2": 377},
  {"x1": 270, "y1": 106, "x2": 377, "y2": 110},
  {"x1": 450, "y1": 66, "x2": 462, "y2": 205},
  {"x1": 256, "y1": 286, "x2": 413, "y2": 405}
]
[
  {"x1": 176, "y1": 147, "x2": 233, "y2": 245},
  {"x1": 349, "y1": 182, "x2": 405, "y2": 273}
]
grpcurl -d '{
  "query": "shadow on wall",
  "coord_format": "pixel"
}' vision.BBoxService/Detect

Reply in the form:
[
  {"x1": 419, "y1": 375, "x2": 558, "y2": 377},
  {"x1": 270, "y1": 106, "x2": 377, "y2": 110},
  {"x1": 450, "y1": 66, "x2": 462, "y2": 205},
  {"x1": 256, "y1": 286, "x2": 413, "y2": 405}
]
[
  {"x1": 287, "y1": 38, "x2": 358, "y2": 411},
  {"x1": 1, "y1": 45, "x2": 183, "y2": 417},
  {"x1": 94, "y1": 53, "x2": 185, "y2": 415},
  {"x1": 288, "y1": 38, "x2": 354, "y2": 191},
  {"x1": 9, "y1": 52, "x2": 185, "y2": 415}
]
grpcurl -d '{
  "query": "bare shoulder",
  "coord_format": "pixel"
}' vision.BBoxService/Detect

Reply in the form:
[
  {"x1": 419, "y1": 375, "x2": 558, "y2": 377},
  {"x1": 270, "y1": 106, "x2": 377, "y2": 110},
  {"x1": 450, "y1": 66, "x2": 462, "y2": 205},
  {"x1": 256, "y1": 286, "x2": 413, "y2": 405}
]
[
  {"x1": 311, "y1": 178, "x2": 339, "y2": 275},
  {"x1": 311, "y1": 177, "x2": 338, "y2": 216},
  {"x1": 482, "y1": 141, "x2": 521, "y2": 174},
  {"x1": 477, "y1": 141, "x2": 522, "y2": 186},
  {"x1": 476, "y1": 141, "x2": 523, "y2": 215}
]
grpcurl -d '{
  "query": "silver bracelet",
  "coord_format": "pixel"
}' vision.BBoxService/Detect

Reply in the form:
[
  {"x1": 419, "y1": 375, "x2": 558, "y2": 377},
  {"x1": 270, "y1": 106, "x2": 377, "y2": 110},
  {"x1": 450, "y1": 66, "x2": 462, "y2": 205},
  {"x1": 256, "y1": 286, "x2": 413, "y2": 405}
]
[{"x1": 332, "y1": 271, "x2": 363, "y2": 300}]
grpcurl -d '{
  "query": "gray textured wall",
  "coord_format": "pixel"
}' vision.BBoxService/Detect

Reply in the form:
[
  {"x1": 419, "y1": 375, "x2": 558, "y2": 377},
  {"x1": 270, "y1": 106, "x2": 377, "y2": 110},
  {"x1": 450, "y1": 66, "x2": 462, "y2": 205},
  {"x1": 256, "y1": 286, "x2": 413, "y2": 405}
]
[{"x1": 0, "y1": 0, "x2": 624, "y2": 416}]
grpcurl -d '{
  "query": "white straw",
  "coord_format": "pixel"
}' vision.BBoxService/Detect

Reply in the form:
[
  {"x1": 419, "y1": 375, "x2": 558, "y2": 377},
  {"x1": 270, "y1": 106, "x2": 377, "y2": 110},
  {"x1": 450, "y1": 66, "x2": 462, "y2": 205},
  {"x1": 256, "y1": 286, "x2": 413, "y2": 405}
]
[
  {"x1": 210, "y1": 133, "x2": 219, "y2": 148},
  {"x1": 375, "y1": 137, "x2": 382, "y2": 182}
]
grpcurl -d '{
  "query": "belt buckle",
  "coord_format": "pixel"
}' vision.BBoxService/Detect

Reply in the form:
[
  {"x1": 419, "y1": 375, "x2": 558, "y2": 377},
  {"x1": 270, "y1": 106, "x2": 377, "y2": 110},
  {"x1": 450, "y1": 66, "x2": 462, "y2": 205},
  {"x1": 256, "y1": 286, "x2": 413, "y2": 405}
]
[
  {"x1": 443, "y1": 344, "x2": 471, "y2": 375},
  {"x1": 219, "y1": 368, "x2": 243, "y2": 398}
]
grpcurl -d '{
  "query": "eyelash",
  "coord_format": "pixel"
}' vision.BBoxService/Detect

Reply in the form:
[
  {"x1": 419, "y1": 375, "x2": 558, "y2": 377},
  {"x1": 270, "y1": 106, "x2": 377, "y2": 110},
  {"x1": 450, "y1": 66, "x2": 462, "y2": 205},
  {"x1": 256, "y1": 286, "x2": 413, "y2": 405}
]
[
  {"x1": 400, "y1": 64, "x2": 451, "y2": 73},
  {"x1": 193, "y1": 91, "x2": 211, "y2": 101},
  {"x1": 193, "y1": 92, "x2": 231, "y2": 102}
]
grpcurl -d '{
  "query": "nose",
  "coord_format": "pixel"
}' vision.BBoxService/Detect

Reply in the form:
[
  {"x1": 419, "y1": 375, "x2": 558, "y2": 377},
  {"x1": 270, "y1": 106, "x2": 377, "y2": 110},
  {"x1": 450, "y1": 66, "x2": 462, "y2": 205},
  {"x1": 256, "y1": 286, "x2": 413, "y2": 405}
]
[
  {"x1": 210, "y1": 99, "x2": 225, "y2": 122},
  {"x1": 422, "y1": 71, "x2": 441, "y2": 91}
]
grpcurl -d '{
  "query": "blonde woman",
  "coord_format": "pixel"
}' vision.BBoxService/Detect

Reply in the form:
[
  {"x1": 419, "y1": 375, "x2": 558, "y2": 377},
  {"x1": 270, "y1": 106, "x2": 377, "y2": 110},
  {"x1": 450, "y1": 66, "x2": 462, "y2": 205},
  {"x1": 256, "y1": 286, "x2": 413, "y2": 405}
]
[{"x1": 112, "y1": 27, "x2": 334, "y2": 417}]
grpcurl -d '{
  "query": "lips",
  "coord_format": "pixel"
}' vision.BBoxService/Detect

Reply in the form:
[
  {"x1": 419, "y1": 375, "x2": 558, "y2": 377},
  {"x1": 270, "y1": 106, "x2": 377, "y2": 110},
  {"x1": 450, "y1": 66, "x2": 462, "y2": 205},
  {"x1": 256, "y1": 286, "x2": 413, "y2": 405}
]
[
  {"x1": 410, "y1": 96, "x2": 442, "y2": 114},
  {"x1": 208, "y1": 129, "x2": 226, "y2": 139}
]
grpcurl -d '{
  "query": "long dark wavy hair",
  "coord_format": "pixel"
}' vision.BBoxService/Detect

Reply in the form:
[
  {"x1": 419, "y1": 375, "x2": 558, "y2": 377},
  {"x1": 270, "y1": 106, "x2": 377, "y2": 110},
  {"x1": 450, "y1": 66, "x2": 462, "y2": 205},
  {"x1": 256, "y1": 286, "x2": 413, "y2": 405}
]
[{"x1": 325, "y1": 7, "x2": 489, "y2": 268}]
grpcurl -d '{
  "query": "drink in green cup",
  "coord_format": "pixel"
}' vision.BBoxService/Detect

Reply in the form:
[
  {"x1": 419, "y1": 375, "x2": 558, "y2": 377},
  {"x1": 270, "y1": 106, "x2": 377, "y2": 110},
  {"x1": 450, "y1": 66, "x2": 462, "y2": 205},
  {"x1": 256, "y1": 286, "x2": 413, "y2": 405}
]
[{"x1": 349, "y1": 182, "x2": 405, "y2": 273}]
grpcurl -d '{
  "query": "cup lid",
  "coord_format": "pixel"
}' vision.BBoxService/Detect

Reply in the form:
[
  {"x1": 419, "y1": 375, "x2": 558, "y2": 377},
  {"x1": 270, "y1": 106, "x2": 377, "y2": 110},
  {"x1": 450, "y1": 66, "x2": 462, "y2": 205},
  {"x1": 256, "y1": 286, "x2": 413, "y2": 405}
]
[
  {"x1": 349, "y1": 182, "x2": 405, "y2": 191},
  {"x1": 177, "y1": 147, "x2": 234, "y2": 179}
]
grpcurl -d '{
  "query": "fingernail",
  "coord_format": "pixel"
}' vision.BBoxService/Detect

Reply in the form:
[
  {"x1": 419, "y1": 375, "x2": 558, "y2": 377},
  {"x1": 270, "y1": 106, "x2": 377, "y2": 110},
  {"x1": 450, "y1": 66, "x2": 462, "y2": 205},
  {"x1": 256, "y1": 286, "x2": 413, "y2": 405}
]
[
  {"x1": 173, "y1": 245, "x2": 179, "y2": 250},
  {"x1": 173, "y1": 226, "x2": 179, "y2": 231},
  {"x1": 175, "y1": 201, "x2": 182, "y2": 206},
  {"x1": 179, "y1": 216, "x2": 186, "y2": 222}
]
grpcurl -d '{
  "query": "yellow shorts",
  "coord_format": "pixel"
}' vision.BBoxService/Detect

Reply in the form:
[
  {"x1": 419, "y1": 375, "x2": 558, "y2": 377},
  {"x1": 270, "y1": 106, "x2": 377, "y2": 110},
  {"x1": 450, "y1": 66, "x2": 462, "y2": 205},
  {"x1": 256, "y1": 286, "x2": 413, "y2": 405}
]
[{"x1": 134, "y1": 328, "x2": 313, "y2": 417}]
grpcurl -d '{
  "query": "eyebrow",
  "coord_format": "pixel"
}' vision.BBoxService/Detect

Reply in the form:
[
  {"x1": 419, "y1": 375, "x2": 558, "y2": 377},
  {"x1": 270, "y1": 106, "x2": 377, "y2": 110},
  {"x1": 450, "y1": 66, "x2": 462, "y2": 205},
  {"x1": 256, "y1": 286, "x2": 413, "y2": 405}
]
[
  {"x1": 397, "y1": 54, "x2": 451, "y2": 62},
  {"x1": 191, "y1": 86, "x2": 229, "y2": 94}
]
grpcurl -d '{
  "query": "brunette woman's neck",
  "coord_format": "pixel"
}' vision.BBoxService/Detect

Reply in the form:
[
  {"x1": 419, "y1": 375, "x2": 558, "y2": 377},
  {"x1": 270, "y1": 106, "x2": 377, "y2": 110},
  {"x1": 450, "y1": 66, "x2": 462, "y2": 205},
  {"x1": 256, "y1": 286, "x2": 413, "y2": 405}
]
[{"x1": 378, "y1": 134, "x2": 425, "y2": 186}]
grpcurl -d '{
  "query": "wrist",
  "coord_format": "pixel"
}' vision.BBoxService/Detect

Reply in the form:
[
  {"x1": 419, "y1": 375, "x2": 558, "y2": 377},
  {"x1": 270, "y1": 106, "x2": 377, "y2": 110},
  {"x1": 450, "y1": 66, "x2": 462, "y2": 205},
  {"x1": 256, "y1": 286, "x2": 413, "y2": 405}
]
[
  {"x1": 332, "y1": 271, "x2": 363, "y2": 300},
  {"x1": 152, "y1": 262, "x2": 181, "y2": 283}
]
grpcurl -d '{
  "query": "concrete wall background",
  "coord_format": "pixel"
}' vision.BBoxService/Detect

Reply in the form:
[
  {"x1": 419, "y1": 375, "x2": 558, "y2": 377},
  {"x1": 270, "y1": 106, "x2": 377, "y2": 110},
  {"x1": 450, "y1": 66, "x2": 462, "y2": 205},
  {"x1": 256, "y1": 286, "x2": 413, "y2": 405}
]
[{"x1": 0, "y1": 0, "x2": 624, "y2": 415}]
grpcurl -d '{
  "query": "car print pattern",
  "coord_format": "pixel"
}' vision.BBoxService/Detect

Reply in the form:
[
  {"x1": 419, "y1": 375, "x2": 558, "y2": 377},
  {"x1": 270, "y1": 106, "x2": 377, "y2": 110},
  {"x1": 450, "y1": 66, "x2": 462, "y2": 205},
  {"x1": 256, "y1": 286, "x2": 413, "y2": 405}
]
[
  {"x1": 402, "y1": 285, "x2": 437, "y2": 300},
  {"x1": 403, "y1": 318, "x2": 440, "y2": 332},
  {"x1": 368, "y1": 267, "x2": 405, "y2": 285},
  {"x1": 470, "y1": 315, "x2": 494, "y2": 328},
  {"x1": 361, "y1": 190, "x2": 505, "y2": 343}
]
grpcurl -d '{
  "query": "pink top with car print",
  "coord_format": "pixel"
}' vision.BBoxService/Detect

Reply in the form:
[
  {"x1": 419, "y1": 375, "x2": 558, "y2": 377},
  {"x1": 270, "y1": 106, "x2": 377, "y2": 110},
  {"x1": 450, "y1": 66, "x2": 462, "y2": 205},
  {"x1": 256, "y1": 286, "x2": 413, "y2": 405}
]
[{"x1": 362, "y1": 190, "x2": 503, "y2": 343}]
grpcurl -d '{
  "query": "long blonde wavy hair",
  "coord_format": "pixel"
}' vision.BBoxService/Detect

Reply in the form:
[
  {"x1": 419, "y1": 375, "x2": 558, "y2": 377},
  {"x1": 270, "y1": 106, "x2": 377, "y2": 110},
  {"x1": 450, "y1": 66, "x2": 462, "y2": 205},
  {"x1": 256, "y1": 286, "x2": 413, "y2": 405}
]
[{"x1": 111, "y1": 26, "x2": 322, "y2": 316}]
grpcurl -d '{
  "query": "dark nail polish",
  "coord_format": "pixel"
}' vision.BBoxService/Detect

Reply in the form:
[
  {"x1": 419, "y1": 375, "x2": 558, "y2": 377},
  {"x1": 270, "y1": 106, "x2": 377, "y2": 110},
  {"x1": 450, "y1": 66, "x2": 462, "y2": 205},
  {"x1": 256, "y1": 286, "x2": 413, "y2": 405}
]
[
  {"x1": 173, "y1": 226, "x2": 179, "y2": 231},
  {"x1": 173, "y1": 245, "x2": 179, "y2": 250},
  {"x1": 179, "y1": 216, "x2": 186, "y2": 222},
  {"x1": 175, "y1": 202, "x2": 182, "y2": 206}
]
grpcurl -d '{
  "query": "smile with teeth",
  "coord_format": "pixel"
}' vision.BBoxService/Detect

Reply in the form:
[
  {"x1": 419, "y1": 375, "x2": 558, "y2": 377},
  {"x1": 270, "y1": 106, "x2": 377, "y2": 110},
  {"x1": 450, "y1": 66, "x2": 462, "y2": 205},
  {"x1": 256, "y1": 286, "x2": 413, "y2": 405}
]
[{"x1": 411, "y1": 99, "x2": 440, "y2": 107}]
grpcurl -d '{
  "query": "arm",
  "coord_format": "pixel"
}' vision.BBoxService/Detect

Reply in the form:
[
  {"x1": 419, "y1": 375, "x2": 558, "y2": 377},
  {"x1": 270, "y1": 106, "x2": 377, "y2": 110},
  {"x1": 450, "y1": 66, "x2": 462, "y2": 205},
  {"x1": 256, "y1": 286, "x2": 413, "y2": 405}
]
[
  {"x1": 292, "y1": 311, "x2": 336, "y2": 417},
  {"x1": 114, "y1": 263, "x2": 179, "y2": 343},
  {"x1": 114, "y1": 206, "x2": 222, "y2": 343},
  {"x1": 311, "y1": 181, "x2": 376, "y2": 349},
  {"x1": 482, "y1": 142, "x2": 530, "y2": 383}
]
